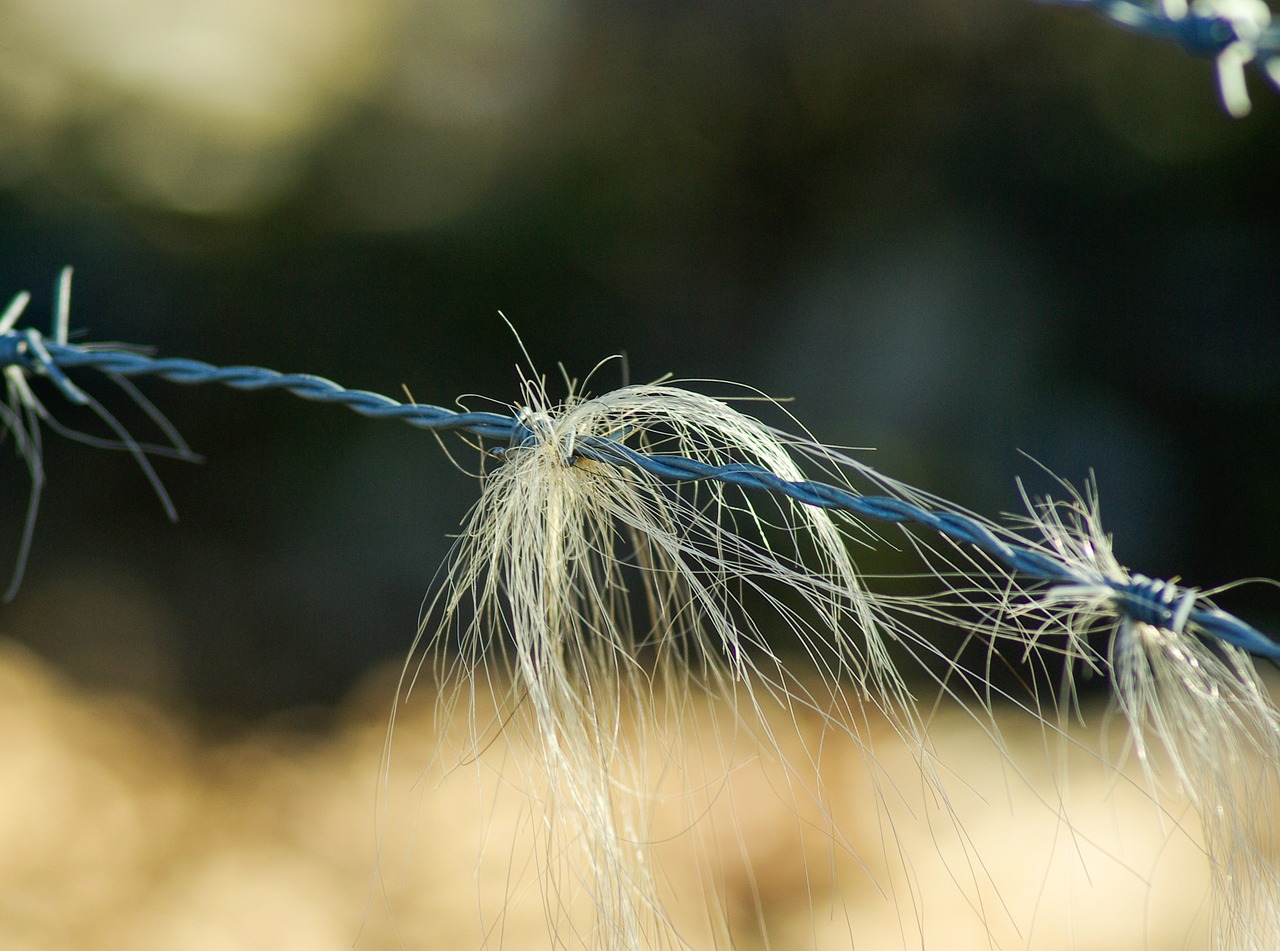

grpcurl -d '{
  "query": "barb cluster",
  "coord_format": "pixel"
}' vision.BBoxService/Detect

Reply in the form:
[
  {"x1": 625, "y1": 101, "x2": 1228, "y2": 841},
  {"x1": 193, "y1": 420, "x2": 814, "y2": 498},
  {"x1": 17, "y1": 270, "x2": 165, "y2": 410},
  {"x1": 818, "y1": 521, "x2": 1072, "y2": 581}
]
[{"x1": 1041, "y1": 0, "x2": 1280, "y2": 115}]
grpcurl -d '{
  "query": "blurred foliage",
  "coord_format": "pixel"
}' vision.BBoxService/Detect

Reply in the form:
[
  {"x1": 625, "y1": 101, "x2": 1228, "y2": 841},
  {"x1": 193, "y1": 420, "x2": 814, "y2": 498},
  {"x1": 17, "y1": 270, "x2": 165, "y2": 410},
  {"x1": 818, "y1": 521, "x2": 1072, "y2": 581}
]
[{"x1": 0, "y1": 0, "x2": 1277, "y2": 716}]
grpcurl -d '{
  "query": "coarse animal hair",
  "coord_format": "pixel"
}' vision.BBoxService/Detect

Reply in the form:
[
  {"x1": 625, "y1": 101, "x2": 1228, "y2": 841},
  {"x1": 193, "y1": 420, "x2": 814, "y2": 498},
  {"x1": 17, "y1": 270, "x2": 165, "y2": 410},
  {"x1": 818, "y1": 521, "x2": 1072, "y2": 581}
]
[{"x1": 371, "y1": 358, "x2": 1280, "y2": 949}]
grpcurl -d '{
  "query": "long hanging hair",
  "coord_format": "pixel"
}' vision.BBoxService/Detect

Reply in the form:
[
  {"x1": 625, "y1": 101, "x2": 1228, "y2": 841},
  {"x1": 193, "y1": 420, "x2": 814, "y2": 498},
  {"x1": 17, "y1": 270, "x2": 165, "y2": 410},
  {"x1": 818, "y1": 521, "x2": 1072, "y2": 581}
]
[
  {"x1": 379, "y1": 360, "x2": 1280, "y2": 949},
  {"x1": 386, "y1": 363, "x2": 986, "y2": 948}
]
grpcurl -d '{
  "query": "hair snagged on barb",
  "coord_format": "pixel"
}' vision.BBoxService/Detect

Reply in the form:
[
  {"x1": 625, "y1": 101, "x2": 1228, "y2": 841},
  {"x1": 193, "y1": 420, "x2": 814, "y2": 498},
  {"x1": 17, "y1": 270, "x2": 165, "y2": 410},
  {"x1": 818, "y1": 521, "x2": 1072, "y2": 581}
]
[
  {"x1": 1020, "y1": 484, "x2": 1280, "y2": 949},
  {"x1": 391, "y1": 371, "x2": 941, "y2": 948}
]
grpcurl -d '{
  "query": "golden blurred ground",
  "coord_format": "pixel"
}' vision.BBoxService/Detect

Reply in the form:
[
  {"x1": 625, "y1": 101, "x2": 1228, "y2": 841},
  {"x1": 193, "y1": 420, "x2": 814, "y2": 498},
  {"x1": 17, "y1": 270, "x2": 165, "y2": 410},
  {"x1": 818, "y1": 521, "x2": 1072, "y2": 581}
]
[{"x1": 0, "y1": 635, "x2": 1217, "y2": 950}]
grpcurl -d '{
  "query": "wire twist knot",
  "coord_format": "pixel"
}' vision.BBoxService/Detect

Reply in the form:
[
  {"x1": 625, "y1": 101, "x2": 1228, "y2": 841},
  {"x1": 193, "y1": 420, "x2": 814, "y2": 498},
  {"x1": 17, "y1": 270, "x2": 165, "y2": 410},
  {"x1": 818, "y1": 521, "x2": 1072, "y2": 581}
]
[
  {"x1": 3, "y1": 326, "x2": 90, "y2": 406},
  {"x1": 1117, "y1": 573, "x2": 1199, "y2": 634},
  {"x1": 1173, "y1": 1, "x2": 1267, "y2": 55},
  {"x1": 501, "y1": 406, "x2": 579, "y2": 466}
]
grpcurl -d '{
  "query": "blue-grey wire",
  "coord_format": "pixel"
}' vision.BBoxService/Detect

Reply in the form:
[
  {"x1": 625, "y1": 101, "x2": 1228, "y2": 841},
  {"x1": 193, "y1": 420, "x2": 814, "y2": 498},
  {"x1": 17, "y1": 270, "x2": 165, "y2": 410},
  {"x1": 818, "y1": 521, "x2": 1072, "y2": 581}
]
[
  {"x1": 4, "y1": 327, "x2": 1278, "y2": 664},
  {"x1": 1041, "y1": 0, "x2": 1280, "y2": 57}
]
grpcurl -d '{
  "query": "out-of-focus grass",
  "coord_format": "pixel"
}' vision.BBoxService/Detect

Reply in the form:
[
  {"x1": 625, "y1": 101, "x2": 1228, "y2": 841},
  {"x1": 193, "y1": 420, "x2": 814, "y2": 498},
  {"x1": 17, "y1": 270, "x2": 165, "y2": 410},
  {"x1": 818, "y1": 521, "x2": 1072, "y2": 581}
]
[{"x1": 0, "y1": 632, "x2": 1224, "y2": 950}]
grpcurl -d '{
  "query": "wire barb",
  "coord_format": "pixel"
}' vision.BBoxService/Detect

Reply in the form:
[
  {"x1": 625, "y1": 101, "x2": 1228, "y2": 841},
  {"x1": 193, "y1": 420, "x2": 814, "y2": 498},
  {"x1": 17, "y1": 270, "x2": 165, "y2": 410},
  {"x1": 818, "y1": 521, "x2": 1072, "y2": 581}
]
[
  {"x1": 0, "y1": 270, "x2": 198, "y2": 600},
  {"x1": 1039, "y1": 0, "x2": 1280, "y2": 115}
]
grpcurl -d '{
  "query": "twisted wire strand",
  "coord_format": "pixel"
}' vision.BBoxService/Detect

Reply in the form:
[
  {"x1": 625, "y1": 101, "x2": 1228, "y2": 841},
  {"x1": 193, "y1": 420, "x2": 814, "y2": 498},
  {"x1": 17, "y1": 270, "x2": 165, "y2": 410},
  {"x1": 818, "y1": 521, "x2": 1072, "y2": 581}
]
[
  {"x1": 40, "y1": 342, "x2": 521, "y2": 442},
  {"x1": 1040, "y1": 0, "x2": 1280, "y2": 116},
  {"x1": 4, "y1": 309, "x2": 1278, "y2": 665}
]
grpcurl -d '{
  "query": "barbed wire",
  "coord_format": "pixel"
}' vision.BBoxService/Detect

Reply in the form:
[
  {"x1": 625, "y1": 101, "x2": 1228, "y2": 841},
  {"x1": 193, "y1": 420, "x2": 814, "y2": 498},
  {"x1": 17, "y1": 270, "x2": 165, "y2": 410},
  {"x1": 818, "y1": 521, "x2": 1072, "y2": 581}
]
[
  {"x1": 1039, "y1": 0, "x2": 1280, "y2": 115},
  {"x1": 3, "y1": 272, "x2": 1277, "y2": 665}
]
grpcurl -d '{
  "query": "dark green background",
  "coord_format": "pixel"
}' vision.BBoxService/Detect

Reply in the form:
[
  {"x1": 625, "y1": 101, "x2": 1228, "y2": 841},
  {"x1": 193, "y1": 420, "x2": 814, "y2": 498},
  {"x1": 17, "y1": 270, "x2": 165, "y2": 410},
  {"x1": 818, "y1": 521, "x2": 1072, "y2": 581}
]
[{"x1": 3, "y1": 0, "x2": 1277, "y2": 719}]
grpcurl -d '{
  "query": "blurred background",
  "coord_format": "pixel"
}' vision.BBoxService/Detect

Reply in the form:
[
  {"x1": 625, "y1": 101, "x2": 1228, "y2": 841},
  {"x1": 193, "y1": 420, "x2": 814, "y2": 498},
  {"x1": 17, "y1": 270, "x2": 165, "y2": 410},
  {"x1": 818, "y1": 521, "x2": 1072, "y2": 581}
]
[{"x1": 1, "y1": 0, "x2": 1278, "y2": 720}]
